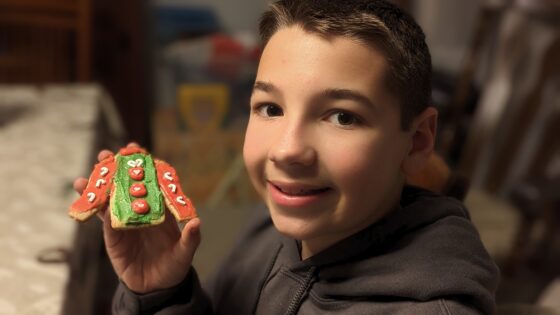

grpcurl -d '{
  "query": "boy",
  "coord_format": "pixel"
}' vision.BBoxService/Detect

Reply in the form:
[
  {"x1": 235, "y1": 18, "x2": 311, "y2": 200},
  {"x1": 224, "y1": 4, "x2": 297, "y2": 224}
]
[{"x1": 77, "y1": 0, "x2": 499, "y2": 313}]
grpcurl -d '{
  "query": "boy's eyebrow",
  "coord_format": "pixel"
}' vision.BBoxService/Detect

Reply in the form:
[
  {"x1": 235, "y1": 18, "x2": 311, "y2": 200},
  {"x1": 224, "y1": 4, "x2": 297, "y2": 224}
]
[
  {"x1": 322, "y1": 88, "x2": 377, "y2": 110},
  {"x1": 253, "y1": 81, "x2": 377, "y2": 109},
  {"x1": 253, "y1": 81, "x2": 277, "y2": 94}
]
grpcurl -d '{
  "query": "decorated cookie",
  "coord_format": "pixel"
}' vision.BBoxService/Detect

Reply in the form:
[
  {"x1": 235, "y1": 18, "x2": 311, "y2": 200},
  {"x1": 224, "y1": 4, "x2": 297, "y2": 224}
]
[{"x1": 69, "y1": 146, "x2": 197, "y2": 229}]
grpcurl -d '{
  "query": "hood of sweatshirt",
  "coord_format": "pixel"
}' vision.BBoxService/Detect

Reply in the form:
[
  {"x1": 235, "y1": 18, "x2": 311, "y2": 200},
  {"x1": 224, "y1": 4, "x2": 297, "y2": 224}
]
[{"x1": 277, "y1": 186, "x2": 500, "y2": 313}]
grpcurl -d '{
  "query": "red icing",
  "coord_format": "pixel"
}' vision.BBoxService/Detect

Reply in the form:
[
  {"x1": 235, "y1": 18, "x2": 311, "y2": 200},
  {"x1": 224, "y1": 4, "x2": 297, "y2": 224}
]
[
  {"x1": 129, "y1": 183, "x2": 147, "y2": 197},
  {"x1": 155, "y1": 160, "x2": 197, "y2": 220},
  {"x1": 132, "y1": 199, "x2": 150, "y2": 214},
  {"x1": 119, "y1": 146, "x2": 147, "y2": 156},
  {"x1": 128, "y1": 167, "x2": 144, "y2": 181},
  {"x1": 70, "y1": 155, "x2": 117, "y2": 213}
]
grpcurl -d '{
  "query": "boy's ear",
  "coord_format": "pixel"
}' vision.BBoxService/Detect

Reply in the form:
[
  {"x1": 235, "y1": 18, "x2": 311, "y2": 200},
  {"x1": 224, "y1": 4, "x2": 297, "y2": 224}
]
[{"x1": 401, "y1": 107, "x2": 438, "y2": 176}]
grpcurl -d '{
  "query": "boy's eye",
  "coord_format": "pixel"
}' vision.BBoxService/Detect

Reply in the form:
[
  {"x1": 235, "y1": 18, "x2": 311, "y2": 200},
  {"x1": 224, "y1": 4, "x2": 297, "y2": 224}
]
[
  {"x1": 256, "y1": 103, "x2": 283, "y2": 117},
  {"x1": 327, "y1": 111, "x2": 359, "y2": 126}
]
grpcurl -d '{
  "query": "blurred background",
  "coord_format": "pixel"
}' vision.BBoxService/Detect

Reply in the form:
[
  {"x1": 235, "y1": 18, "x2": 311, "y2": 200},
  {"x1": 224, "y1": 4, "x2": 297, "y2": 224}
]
[{"x1": 0, "y1": 0, "x2": 559, "y2": 314}]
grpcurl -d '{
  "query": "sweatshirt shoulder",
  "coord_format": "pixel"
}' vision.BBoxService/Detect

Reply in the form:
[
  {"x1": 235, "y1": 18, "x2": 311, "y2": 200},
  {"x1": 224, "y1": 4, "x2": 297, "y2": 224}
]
[
  {"x1": 400, "y1": 185, "x2": 472, "y2": 220},
  {"x1": 393, "y1": 186, "x2": 499, "y2": 314}
]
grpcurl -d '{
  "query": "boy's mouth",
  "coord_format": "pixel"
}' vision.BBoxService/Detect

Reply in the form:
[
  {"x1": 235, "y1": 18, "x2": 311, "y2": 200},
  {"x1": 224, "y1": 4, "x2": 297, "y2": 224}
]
[
  {"x1": 269, "y1": 181, "x2": 331, "y2": 196},
  {"x1": 267, "y1": 181, "x2": 333, "y2": 208}
]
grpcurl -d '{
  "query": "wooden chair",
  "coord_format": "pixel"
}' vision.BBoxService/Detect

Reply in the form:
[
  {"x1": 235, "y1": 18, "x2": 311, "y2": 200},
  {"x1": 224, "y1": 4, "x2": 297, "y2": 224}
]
[
  {"x1": 0, "y1": 0, "x2": 91, "y2": 83},
  {"x1": 456, "y1": 6, "x2": 560, "y2": 195}
]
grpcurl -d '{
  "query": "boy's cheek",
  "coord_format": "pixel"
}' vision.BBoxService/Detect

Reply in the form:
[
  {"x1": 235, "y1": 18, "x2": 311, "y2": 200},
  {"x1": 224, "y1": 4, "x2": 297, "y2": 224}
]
[
  {"x1": 244, "y1": 122, "x2": 272, "y2": 163},
  {"x1": 332, "y1": 148, "x2": 402, "y2": 188},
  {"x1": 243, "y1": 137, "x2": 267, "y2": 191}
]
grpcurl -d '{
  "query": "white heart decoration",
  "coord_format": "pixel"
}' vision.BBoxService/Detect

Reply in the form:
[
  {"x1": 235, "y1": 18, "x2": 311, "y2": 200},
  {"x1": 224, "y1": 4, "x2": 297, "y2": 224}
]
[
  {"x1": 132, "y1": 169, "x2": 142, "y2": 175},
  {"x1": 127, "y1": 159, "x2": 144, "y2": 168}
]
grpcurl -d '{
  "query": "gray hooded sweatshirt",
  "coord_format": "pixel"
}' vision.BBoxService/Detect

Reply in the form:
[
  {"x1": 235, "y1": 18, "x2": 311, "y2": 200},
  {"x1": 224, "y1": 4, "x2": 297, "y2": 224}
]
[{"x1": 112, "y1": 186, "x2": 499, "y2": 314}]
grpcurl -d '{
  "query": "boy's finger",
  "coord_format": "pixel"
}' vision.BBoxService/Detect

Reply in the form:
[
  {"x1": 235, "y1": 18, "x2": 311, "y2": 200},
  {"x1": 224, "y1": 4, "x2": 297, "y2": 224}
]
[
  {"x1": 178, "y1": 218, "x2": 201, "y2": 261},
  {"x1": 101, "y1": 209, "x2": 126, "y2": 250},
  {"x1": 98, "y1": 149, "x2": 114, "y2": 162},
  {"x1": 96, "y1": 207, "x2": 106, "y2": 222},
  {"x1": 73, "y1": 177, "x2": 88, "y2": 194},
  {"x1": 97, "y1": 143, "x2": 139, "y2": 162}
]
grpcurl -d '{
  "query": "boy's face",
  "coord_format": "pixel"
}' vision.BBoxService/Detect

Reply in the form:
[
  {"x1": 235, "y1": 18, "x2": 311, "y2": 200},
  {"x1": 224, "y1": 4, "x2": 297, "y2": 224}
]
[{"x1": 244, "y1": 26, "x2": 412, "y2": 256}]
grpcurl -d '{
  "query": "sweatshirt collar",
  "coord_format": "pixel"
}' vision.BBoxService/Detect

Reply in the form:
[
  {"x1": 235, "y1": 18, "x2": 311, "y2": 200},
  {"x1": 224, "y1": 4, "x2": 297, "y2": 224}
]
[
  {"x1": 280, "y1": 204, "x2": 404, "y2": 271},
  {"x1": 280, "y1": 185, "x2": 468, "y2": 271}
]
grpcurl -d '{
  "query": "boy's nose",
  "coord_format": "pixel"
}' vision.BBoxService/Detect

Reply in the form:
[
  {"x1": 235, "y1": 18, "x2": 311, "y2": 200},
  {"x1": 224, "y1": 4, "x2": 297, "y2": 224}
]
[{"x1": 268, "y1": 126, "x2": 317, "y2": 167}]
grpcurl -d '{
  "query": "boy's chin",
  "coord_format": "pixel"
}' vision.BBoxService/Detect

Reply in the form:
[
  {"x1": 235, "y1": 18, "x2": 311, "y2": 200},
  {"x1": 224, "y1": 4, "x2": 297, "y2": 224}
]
[
  {"x1": 269, "y1": 211, "x2": 323, "y2": 241},
  {"x1": 274, "y1": 226, "x2": 308, "y2": 241}
]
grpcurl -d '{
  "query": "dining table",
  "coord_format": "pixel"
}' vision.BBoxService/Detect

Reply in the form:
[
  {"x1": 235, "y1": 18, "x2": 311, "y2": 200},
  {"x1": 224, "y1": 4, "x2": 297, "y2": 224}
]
[{"x1": 0, "y1": 84, "x2": 124, "y2": 315}]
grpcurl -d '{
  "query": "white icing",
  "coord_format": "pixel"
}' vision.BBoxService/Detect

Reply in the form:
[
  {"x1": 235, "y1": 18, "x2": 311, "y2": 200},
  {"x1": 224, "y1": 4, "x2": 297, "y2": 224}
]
[
  {"x1": 132, "y1": 169, "x2": 142, "y2": 176},
  {"x1": 132, "y1": 186, "x2": 142, "y2": 192},
  {"x1": 87, "y1": 192, "x2": 96, "y2": 203},
  {"x1": 127, "y1": 159, "x2": 143, "y2": 168},
  {"x1": 100, "y1": 167, "x2": 109, "y2": 176},
  {"x1": 163, "y1": 172, "x2": 174, "y2": 181},
  {"x1": 168, "y1": 183, "x2": 177, "y2": 193},
  {"x1": 95, "y1": 179, "x2": 106, "y2": 188},
  {"x1": 176, "y1": 196, "x2": 186, "y2": 205}
]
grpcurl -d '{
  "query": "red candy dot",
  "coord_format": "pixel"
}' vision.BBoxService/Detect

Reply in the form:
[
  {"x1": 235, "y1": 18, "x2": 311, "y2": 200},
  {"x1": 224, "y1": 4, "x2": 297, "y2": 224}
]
[
  {"x1": 129, "y1": 183, "x2": 147, "y2": 197},
  {"x1": 132, "y1": 199, "x2": 150, "y2": 214},
  {"x1": 128, "y1": 167, "x2": 144, "y2": 181}
]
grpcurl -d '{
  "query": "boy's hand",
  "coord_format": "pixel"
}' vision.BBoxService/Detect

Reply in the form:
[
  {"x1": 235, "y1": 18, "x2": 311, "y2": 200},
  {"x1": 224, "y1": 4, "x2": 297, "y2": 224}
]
[{"x1": 72, "y1": 143, "x2": 201, "y2": 294}]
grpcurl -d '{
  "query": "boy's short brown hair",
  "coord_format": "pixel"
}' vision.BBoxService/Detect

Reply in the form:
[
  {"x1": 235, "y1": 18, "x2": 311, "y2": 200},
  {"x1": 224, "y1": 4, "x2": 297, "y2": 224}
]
[{"x1": 259, "y1": 0, "x2": 432, "y2": 130}]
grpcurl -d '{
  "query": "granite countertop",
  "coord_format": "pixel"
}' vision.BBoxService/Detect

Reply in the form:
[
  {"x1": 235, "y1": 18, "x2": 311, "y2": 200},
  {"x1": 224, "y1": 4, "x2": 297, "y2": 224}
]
[{"x1": 0, "y1": 85, "x2": 122, "y2": 315}]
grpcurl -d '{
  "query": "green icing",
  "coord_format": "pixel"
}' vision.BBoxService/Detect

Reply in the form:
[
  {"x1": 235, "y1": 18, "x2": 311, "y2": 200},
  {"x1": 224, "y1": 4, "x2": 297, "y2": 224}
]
[{"x1": 112, "y1": 153, "x2": 164, "y2": 226}]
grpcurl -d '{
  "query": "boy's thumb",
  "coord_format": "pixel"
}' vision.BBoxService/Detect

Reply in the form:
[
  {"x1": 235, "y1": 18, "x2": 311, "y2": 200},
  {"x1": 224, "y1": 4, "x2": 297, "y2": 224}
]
[{"x1": 179, "y1": 218, "x2": 201, "y2": 259}]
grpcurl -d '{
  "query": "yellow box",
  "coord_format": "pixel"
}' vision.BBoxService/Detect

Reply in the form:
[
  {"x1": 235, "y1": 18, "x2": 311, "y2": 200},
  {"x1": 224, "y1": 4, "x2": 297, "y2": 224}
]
[{"x1": 177, "y1": 84, "x2": 229, "y2": 132}]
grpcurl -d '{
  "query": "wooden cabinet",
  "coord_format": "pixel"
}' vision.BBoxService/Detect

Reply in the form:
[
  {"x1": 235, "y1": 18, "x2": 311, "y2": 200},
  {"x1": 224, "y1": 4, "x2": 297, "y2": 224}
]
[{"x1": 0, "y1": 0, "x2": 91, "y2": 82}]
